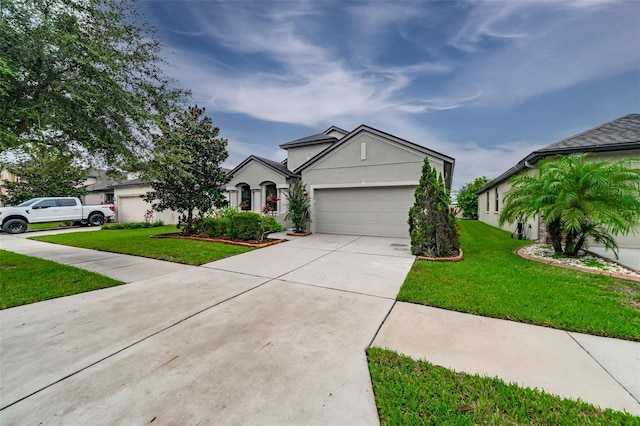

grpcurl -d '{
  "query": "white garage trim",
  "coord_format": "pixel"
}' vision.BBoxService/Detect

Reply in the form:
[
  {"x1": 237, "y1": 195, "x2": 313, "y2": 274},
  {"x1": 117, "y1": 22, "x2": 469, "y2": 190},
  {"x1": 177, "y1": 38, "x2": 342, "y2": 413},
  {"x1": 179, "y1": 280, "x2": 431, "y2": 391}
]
[{"x1": 311, "y1": 184, "x2": 416, "y2": 238}]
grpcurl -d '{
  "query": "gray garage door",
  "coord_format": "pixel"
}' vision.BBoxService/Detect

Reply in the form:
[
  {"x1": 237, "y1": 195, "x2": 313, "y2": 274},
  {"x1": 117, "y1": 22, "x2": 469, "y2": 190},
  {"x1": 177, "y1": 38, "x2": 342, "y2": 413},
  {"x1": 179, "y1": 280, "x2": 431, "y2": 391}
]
[{"x1": 314, "y1": 186, "x2": 415, "y2": 237}]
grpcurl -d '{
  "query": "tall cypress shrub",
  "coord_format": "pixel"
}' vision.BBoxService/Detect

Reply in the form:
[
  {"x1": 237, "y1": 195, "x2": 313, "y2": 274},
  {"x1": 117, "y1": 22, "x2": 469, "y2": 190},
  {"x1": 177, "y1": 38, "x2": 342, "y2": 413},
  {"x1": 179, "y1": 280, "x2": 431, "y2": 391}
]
[{"x1": 408, "y1": 157, "x2": 459, "y2": 257}]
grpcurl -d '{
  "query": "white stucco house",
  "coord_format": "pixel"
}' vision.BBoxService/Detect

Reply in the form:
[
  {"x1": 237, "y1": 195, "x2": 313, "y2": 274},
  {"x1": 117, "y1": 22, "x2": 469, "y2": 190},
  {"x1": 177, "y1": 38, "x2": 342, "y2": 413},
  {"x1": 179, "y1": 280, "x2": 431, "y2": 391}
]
[
  {"x1": 477, "y1": 113, "x2": 640, "y2": 249},
  {"x1": 227, "y1": 124, "x2": 455, "y2": 238}
]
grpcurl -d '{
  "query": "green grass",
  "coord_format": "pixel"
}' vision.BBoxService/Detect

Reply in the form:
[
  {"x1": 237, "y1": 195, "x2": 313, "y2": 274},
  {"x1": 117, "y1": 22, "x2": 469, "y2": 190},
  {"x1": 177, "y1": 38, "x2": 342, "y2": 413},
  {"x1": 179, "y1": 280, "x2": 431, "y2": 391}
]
[
  {"x1": 399, "y1": 220, "x2": 640, "y2": 341},
  {"x1": 27, "y1": 221, "x2": 71, "y2": 230},
  {"x1": 367, "y1": 348, "x2": 638, "y2": 425},
  {"x1": 29, "y1": 226, "x2": 253, "y2": 265},
  {"x1": 0, "y1": 250, "x2": 123, "y2": 309}
]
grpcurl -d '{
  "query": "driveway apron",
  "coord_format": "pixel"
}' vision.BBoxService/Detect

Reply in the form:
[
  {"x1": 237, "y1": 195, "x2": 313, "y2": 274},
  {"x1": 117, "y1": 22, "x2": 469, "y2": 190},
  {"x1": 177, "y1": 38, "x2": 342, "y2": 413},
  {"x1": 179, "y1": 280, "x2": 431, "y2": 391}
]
[{"x1": 0, "y1": 234, "x2": 415, "y2": 425}]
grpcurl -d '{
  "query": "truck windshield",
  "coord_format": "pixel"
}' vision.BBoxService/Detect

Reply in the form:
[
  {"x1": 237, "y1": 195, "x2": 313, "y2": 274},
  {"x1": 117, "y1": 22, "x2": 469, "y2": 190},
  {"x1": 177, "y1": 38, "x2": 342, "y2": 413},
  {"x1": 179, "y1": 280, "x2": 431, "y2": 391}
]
[{"x1": 17, "y1": 199, "x2": 39, "y2": 207}]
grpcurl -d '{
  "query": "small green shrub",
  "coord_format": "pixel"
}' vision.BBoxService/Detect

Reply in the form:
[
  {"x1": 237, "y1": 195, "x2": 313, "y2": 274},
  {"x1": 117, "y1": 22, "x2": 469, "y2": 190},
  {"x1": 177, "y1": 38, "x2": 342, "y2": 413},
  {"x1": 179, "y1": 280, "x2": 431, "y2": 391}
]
[
  {"x1": 260, "y1": 215, "x2": 284, "y2": 236},
  {"x1": 199, "y1": 217, "x2": 226, "y2": 237},
  {"x1": 101, "y1": 221, "x2": 164, "y2": 230},
  {"x1": 232, "y1": 212, "x2": 262, "y2": 240},
  {"x1": 194, "y1": 209, "x2": 282, "y2": 241},
  {"x1": 285, "y1": 179, "x2": 311, "y2": 233}
]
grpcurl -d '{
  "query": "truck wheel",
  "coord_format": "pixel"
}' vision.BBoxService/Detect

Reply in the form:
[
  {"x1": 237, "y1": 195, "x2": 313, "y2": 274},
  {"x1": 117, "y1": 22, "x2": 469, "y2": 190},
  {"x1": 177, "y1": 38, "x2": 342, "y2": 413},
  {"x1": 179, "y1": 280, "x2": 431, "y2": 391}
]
[
  {"x1": 2, "y1": 219, "x2": 28, "y2": 234},
  {"x1": 88, "y1": 213, "x2": 105, "y2": 226}
]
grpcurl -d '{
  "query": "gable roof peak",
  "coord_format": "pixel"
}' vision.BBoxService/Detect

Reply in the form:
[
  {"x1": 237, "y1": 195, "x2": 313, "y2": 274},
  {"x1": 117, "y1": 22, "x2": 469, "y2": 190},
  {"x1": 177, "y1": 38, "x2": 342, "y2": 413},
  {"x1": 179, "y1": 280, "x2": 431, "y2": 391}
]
[
  {"x1": 229, "y1": 154, "x2": 298, "y2": 179},
  {"x1": 322, "y1": 125, "x2": 349, "y2": 138}
]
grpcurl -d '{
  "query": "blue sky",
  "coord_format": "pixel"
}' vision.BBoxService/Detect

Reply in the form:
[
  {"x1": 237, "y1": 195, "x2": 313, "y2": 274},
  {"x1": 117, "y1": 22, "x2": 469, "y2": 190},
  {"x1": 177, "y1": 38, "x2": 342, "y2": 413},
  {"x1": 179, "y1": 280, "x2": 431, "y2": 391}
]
[{"x1": 141, "y1": 0, "x2": 640, "y2": 189}]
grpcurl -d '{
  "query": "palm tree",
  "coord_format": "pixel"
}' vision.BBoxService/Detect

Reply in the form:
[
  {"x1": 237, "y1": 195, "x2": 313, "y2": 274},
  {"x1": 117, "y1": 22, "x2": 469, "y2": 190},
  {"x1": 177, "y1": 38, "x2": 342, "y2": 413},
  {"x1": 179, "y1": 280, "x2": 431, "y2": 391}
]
[{"x1": 500, "y1": 153, "x2": 640, "y2": 258}]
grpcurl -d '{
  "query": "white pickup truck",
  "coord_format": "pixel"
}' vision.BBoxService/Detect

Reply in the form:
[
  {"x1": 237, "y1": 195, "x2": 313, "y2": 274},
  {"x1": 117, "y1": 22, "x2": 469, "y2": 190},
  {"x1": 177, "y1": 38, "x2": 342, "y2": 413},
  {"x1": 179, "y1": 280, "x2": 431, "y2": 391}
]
[{"x1": 0, "y1": 197, "x2": 115, "y2": 234}]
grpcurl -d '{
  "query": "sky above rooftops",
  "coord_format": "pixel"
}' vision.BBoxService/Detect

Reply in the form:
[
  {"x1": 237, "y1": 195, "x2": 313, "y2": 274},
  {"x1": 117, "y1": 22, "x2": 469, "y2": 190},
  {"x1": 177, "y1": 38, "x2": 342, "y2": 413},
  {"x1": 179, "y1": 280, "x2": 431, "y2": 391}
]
[{"x1": 141, "y1": 0, "x2": 640, "y2": 189}]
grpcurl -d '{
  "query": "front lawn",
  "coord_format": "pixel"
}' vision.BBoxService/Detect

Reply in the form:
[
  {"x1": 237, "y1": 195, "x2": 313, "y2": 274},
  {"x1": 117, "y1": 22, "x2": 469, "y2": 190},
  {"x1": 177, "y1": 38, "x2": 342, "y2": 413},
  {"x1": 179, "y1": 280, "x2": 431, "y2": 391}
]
[
  {"x1": 0, "y1": 250, "x2": 124, "y2": 309},
  {"x1": 28, "y1": 221, "x2": 71, "y2": 230},
  {"x1": 368, "y1": 348, "x2": 636, "y2": 425},
  {"x1": 30, "y1": 226, "x2": 253, "y2": 265},
  {"x1": 399, "y1": 220, "x2": 640, "y2": 341}
]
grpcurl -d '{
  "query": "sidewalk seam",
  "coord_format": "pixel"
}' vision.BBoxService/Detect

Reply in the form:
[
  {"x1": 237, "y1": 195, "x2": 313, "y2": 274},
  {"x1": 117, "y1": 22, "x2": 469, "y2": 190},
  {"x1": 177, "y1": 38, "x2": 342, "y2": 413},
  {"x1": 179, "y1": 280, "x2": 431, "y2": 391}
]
[
  {"x1": 567, "y1": 332, "x2": 640, "y2": 405},
  {"x1": 0, "y1": 278, "x2": 271, "y2": 412},
  {"x1": 367, "y1": 300, "x2": 398, "y2": 349}
]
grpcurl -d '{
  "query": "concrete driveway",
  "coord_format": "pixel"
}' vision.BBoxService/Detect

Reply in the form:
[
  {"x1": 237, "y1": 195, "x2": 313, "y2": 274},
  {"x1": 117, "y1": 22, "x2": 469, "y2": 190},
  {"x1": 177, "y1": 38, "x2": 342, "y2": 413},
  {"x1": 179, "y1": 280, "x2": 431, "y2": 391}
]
[{"x1": 0, "y1": 233, "x2": 415, "y2": 425}]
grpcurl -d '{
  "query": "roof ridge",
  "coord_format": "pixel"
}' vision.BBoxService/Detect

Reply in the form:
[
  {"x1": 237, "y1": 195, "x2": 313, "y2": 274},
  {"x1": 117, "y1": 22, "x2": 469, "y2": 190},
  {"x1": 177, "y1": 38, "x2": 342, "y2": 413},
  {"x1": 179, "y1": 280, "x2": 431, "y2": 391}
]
[{"x1": 540, "y1": 113, "x2": 639, "y2": 151}]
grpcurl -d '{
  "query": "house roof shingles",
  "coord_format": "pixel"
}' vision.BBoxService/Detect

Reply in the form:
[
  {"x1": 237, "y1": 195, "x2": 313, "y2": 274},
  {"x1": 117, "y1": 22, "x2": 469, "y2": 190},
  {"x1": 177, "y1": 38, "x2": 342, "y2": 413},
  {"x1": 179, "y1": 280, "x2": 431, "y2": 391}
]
[
  {"x1": 477, "y1": 113, "x2": 640, "y2": 193},
  {"x1": 278, "y1": 133, "x2": 338, "y2": 149}
]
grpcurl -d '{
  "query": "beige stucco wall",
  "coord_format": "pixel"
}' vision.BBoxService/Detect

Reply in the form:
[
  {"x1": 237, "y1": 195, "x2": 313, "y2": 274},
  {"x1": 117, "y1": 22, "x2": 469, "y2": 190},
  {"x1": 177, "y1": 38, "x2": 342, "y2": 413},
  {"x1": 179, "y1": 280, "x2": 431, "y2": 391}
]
[
  {"x1": 226, "y1": 161, "x2": 290, "y2": 225},
  {"x1": 286, "y1": 143, "x2": 333, "y2": 171},
  {"x1": 227, "y1": 162, "x2": 287, "y2": 189},
  {"x1": 478, "y1": 149, "x2": 640, "y2": 248},
  {"x1": 114, "y1": 184, "x2": 181, "y2": 224},
  {"x1": 302, "y1": 132, "x2": 440, "y2": 187},
  {"x1": 84, "y1": 192, "x2": 104, "y2": 206},
  {"x1": 477, "y1": 167, "x2": 540, "y2": 240}
]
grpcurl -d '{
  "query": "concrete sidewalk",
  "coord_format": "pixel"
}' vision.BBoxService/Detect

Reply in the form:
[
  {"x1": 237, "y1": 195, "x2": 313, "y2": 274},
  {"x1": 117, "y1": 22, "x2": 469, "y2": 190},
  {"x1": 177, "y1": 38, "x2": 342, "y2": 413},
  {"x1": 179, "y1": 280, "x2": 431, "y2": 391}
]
[
  {"x1": 0, "y1": 233, "x2": 415, "y2": 424},
  {"x1": 0, "y1": 229, "x2": 194, "y2": 282},
  {"x1": 373, "y1": 303, "x2": 640, "y2": 415},
  {"x1": 1, "y1": 230, "x2": 639, "y2": 422}
]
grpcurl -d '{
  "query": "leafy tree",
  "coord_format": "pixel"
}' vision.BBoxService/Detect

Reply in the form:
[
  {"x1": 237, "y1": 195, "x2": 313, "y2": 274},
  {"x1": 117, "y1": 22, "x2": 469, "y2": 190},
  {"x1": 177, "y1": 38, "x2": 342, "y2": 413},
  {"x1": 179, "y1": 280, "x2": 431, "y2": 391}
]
[
  {"x1": 457, "y1": 176, "x2": 490, "y2": 219},
  {"x1": 285, "y1": 179, "x2": 311, "y2": 233},
  {"x1": 143, "y1": 105, "x2": 229, "y2": 234},
  {"x1": 500, "y1": 153, "x2": 640, "y2": 257},
  {"x1": 408, "y1": 157, "x2": 459, "y2": 257},
  {"x1": 0, "y1": 0, "x2": 186, "y2": 168},
  {"x1": 1, "y1": 145, "x2": 88, "y2": 205}
]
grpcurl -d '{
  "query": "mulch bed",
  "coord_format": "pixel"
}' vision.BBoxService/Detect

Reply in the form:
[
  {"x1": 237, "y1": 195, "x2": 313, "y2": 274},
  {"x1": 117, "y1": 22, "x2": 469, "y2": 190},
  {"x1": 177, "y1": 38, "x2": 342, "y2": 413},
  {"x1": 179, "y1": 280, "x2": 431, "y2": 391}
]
[
  {"x1": 286, "y1": 231, "x2": 312, "y2": 237},
  {"x1": 151, "y1": 232, "x2": 287, "y2": 248}
]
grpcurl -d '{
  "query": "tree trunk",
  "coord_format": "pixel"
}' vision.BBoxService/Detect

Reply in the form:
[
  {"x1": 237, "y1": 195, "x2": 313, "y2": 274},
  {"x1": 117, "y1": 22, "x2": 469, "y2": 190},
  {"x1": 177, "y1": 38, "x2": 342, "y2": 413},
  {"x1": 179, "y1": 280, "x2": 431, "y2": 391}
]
[
  {"x1": 564, "y1": 229, "x2": 575, "y2": 256},
  {"x1": 548, "y1": 219, "x2": 563, "y2": 254}
]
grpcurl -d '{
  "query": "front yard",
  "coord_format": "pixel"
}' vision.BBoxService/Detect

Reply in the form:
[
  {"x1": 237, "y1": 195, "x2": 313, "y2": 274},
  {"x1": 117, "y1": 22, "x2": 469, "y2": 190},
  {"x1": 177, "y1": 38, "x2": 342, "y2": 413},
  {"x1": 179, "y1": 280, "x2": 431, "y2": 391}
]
[
  {"x1": 367, "y1": 348, "x2": 636, "y2": 425},
  {"x1": 399, "y1": 220, "x2": 640, "y2": 341},
  {"x1": 30, "y1": 225, "x2": 253, "y2": 265},
  {"x1": 0, "y1": 250, "x2": 123, "y2": 309}
]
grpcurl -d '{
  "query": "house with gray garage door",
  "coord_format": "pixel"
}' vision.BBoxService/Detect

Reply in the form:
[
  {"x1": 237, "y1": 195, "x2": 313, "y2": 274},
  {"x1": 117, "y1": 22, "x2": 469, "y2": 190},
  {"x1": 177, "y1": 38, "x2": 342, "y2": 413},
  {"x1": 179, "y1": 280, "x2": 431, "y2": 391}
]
[{"x1": 226, "y1": 124, "x2": 455, "y2": 238}]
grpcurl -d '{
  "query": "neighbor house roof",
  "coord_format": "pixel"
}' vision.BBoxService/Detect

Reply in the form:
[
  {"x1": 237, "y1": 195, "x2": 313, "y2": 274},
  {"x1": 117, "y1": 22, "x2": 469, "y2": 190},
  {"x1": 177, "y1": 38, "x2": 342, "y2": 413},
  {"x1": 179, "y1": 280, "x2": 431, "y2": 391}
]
[
  {"x1": 477, "y1": 113, "x2": 640, "y2": 194},
  {"x1": 228, "y1": 155, "x2": 298, "y2": 179}
]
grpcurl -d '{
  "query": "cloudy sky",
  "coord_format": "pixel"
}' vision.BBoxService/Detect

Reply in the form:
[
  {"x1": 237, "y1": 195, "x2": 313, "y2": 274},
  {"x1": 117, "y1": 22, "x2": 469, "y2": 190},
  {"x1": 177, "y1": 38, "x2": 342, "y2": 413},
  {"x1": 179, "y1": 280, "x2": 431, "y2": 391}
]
[{"x1": 141, "y1": 0, "x2": 640, "y2": 189}]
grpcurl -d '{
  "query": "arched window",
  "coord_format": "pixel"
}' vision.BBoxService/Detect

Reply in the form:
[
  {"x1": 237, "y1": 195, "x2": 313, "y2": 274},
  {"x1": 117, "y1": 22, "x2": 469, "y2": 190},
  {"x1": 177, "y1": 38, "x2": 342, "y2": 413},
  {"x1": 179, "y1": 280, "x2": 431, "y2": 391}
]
[
  {"x1": 265, "y1": 183, "x2": 277, "y2": 213},
  {"x1": 240, "y1": 184, "x2": 251, "y2": 211}
]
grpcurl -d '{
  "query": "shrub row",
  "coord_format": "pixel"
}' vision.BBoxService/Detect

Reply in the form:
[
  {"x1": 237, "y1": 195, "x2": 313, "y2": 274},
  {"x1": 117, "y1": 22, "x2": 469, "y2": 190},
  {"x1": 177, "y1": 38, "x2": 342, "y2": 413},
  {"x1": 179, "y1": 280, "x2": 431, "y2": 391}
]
[
  {"x1": 195, "y1": 211, "x2": 283, "y2": 241},
  {"x1": 101, "y1": 221, "x2": 165, "y2": 230}
]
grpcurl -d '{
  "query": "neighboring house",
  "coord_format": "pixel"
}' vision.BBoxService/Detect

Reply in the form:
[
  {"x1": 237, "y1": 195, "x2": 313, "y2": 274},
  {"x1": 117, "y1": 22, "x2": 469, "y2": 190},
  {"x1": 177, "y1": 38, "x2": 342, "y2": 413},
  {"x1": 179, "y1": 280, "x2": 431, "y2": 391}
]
[
  {"x1": 227, "y1": 124, "x2": 455, "y2": 238},
  {"x1": 83, "y1": 169, "x2": 116, "y2": 205},
  {"x1": 477, "y1": 113, "x2": 640, "y2": 249},
  {"x1": 0, "y1": 168, "x2": 19, "y2": 206},
  {"x1": 111, "y1": 178, "x2": 181, "y2": 224}
]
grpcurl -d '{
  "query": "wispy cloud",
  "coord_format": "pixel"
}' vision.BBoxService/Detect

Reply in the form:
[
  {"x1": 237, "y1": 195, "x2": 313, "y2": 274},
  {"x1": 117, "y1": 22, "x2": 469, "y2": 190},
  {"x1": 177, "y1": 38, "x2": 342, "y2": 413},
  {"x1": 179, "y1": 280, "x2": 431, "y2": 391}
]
[{"x1": 449, "y1": 0, "x2": 640, "y2": 106}]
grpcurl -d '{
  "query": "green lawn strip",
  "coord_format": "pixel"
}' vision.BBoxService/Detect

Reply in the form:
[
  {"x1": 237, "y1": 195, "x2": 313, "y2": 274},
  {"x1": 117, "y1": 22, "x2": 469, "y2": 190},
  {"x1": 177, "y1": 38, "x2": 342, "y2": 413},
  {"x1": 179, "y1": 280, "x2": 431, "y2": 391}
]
[
  {"x1": 29, "y1": 226, "x2": 253, "y2": 266},
  {"x1": 367, "y1": 348, "x2": 637, "y2": 425},
  {"x1": 399, "y1": 220, "x2": 640, "y2": 341},
  {"x1": 0, "y1": 250, "x2": 124, "y2": 309},
  {"x1": 27, "y1": 221, "x2": 70, "y2": 230}
]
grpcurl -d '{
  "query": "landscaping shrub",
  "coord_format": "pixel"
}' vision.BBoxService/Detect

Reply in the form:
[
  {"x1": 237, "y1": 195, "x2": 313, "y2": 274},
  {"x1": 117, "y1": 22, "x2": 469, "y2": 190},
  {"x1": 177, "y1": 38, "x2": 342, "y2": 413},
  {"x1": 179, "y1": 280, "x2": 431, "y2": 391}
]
[
  {"x1": 260, "y1": 215, "x2": 284, "y2": 235},
  {"x1": 199, "y1": 217, "x2": 226, "y2": 237},
  {"x1": 231, "y1": 212, "x2": 262, "y2": 240},
  {"x1": 195, "y1": 209, "x2": 283, "y2": 240},
  {"x1": 101, "y1": 221, "x2": 164, "y2": 230},
  {"x1": 285, "y1": 179, "x2": 311, "y2": 233}
]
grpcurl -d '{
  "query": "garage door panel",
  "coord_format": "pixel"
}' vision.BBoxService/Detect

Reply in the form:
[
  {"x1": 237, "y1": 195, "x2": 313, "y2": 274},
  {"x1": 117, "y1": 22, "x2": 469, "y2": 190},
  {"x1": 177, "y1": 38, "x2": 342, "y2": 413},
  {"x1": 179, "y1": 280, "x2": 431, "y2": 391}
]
[{"x1": 314, "y1": 186, "x2": 414, "y2": 238}]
